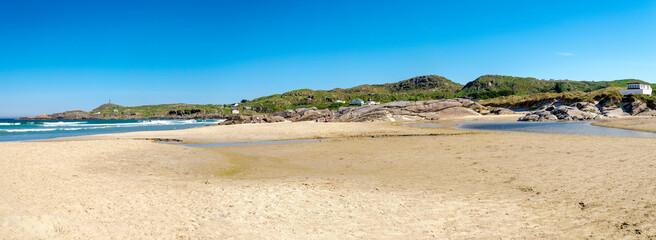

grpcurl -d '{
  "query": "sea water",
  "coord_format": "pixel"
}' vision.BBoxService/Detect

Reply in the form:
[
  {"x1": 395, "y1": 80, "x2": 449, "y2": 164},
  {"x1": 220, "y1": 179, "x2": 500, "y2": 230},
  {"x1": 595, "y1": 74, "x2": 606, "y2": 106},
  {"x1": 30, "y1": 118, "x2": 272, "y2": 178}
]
[{"x1": 0, "y1": 119, "x2": 224, "y2": 142}]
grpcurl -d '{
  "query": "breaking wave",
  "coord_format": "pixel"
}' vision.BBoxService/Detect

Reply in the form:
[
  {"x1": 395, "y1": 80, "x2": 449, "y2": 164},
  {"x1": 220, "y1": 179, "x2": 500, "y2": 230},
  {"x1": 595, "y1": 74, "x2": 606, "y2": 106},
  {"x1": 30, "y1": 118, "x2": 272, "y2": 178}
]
[{"x1": 0, "y1": 119, "x2": 223, "y2": 134}]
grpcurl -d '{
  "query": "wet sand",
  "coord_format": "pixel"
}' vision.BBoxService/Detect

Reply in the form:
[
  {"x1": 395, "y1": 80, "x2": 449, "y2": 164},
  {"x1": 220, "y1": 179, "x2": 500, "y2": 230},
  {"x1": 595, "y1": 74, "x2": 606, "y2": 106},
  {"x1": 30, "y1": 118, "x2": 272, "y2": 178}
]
[
  {"x1": 594, "y1": 117, "x2": 656, "y2": 133},
  {"x1": 2, "y1": 119, "x2": 656, "y2": 238}
]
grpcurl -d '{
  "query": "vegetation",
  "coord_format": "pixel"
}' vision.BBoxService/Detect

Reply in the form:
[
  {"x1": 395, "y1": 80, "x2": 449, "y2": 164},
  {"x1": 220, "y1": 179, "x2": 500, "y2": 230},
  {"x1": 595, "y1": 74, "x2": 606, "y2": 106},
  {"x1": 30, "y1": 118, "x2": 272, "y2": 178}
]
[
  {"x1": 478, "y1": 87, "x2": 656, "y2": 110},
  {"x1": 244, "y1": 75, "x2": 463, "y2": 113},
  {"x1": 242, "y1": 74, "x2": 655, "y2": 113},
  {"x1": 460, "y1": 75, "x2": 655, "y2": 99},
  {"x1": 90, "y1": 103, "x2": 235, "y2": 118},
  {"x1": 39, "y1": 74, "x2": 654, "y2": 118}
]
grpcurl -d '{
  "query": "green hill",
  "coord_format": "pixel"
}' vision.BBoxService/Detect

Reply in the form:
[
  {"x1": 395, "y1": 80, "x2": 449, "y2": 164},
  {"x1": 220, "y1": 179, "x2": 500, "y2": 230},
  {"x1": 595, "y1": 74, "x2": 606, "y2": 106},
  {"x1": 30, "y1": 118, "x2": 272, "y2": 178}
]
[
  {"x1": 91, "y1": 103, "x2": 124, "y2": 112},
  {"x1": 91, "y1": 103, "x2": 234, "y2": 118},
  {"x1": 246, "y1": 75, "x2": 463, "y2": 112},
  {"x1": 459, "y1": 75, "x2": 654, "y2": 99},
  {"x1": 21, "y1": 73, "x2": 655, "y2": 119},
  {"x1": 244, "y1": 74, "x2": 654, "y2": 113}
]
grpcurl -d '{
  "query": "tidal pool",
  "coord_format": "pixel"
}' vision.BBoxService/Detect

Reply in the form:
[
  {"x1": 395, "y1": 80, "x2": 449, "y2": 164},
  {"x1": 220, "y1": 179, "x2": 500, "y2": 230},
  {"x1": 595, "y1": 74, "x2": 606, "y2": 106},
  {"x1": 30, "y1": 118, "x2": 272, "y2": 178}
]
[{"x1": 455, "y1": 121, "x2": 656, "y2": 138}]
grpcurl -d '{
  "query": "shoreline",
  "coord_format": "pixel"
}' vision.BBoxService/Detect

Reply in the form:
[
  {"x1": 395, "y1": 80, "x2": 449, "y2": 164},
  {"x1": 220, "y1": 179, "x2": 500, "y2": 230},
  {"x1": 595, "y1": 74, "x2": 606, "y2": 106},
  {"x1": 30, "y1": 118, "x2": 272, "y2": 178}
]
[
  {"x1": 13, "y1": 114, "x2": 656, "y2": 143},
  {"x1": 40, "y1": 114, "x2": 524, "y2": 143}
]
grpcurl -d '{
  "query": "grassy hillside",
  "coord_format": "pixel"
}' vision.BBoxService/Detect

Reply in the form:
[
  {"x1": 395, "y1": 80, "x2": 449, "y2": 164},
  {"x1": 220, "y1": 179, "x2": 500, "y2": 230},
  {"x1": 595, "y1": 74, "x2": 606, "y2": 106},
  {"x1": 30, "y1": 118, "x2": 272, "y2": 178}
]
[
  {"x1": 460, "y1": 75, "x2": 655, "y2": 99},
  {"x1": 245, "y1": 75, "x2": 463, "y2": 112},
  {"x1": 90, "y1": 103, "x2": 235, "y2": 118},
  {"x1": 243, "y1": 74, "x2": 654, "y2": 113},
  {"x1": 28, "y1": 74, "x2": 654, "y2": 118},
  {"x1": 481, "y1": 87, "x2": 656, "y2": 110}
]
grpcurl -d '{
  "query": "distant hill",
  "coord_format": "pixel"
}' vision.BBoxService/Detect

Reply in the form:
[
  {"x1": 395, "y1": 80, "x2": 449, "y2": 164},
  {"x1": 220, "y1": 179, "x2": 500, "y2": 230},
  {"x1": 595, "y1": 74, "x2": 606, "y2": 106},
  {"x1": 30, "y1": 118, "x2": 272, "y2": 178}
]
[
  {"x1": 247, "y1": 75, "x2": 463, "y2": 112},
  {"x1": 19, "y1": 73, "x2": 654, "y2": 119},
  {"x1": 91, "y1": 103, "x2": 124, "y2": 112},
  {"x1": 459, "y1": 75, "x2": 654, "y2": 99},
  {"x1": 245, "y1": 74, "x2": 654, "y2": 113}
]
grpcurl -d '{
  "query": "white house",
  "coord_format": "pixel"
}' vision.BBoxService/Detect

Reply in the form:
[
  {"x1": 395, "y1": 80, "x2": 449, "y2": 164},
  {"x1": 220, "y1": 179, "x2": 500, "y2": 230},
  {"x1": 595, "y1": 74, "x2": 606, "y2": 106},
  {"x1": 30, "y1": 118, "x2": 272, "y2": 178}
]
[
  {"x1": 365, "y1": 101, "x2": 380, "y2": 105},
  {"x1": 231, "y1": 109, "x2": 240, "y2": 114},
  {"x1": 351, "y1": 99, "x2": 364, "y2": 105},
  {"x1": 230, "y1": 103, "x2": 239, "y2": 108},
  {"x1": 620, "y1": 83, "x2": 652, "y2": 96},
  {"x1": 334, "y1": 100, "x2": 346, "y2": 104}
]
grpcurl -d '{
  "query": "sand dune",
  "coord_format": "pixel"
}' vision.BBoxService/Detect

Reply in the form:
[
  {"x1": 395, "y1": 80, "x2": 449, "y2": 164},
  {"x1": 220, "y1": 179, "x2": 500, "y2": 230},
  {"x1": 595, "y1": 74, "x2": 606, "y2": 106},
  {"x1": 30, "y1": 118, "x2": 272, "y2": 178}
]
[{"x1": 2, "y1": 120, "x2": 655, "y2": 238}]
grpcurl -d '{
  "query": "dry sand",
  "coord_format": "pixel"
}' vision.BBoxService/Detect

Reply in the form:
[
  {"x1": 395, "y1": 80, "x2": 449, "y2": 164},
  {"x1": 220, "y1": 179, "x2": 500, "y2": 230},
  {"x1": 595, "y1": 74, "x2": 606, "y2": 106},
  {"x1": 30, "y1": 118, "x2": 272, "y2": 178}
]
[
  {"x1": 49, "y1": 121, "x2": 468, "y2": 144},
  {"x1": 2, "y1": 119, "x2": 656, "y2": 239}
]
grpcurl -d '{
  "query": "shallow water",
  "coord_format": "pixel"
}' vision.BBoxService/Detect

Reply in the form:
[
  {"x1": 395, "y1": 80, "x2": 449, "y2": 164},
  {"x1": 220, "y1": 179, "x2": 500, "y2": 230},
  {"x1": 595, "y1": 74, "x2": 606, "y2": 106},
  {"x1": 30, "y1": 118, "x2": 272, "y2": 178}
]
[{"x1": 455, "y1": 121, "x2": 656, "y2": 138}]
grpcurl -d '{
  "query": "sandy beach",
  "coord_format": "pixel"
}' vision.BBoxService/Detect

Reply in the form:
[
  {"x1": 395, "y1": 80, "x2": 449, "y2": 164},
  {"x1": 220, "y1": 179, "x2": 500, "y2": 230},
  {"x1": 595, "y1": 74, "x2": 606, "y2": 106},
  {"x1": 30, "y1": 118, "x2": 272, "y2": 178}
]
[
  {"x1": 594, "y1": 117, "x2": 656, "y2": 133},
  {"x1": 2, "y1": 118, "x2": 656, "y2": 239}
]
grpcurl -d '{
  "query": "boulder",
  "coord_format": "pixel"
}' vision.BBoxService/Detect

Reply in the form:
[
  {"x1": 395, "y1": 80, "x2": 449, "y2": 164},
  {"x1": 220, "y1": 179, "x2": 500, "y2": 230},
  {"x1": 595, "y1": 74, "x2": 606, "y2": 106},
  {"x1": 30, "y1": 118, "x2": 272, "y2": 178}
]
[
  {"x1": 264, "y1": 115, "x2": 285, "y2": 123},
  {"x1": 519, "y1": 114, "x2": 540, "y2": 121},
  {"x1": 519, "y1": 103, "x2": 599, "y2": 121},
  {"x1": 281, "y1": 110, "x2": 298, "y2": 119},
  {"x1": 219, "y1": 115, "x2": 251, "y2": 125},
  {"x1": 490, "y1": 108, "x2": 514, "y2": 115},
  {"x1": 573, "y1": 102, "x2": 597, "y2": 112},
  {"x1": 624, "y1": 100, "x2": 648, "y2": 115},
  {"x1": 455, "y1": 98, "x2": 477, "y2": 108},
  {"x1": 602, "y1": 107, "x2": 628, "y2": 118}
]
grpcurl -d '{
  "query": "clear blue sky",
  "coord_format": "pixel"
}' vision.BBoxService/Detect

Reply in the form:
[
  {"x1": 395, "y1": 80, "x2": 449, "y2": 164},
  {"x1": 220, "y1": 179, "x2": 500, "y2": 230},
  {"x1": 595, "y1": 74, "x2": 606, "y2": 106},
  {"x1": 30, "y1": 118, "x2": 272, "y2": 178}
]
[{"x1": 2, "y1": 0, "x2": 655, "y2": 117}]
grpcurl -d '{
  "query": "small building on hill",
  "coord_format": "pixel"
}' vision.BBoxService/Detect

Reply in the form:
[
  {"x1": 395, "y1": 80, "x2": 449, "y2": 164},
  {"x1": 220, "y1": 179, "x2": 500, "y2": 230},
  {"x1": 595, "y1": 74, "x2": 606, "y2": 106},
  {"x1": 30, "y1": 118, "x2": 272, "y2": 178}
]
[
  {"x1": 231, "y1": 109, "x2": 240, "y2": 114},
  {"x1": 351, "y1": 99, "x2": 364, "y2": 105},
  {"x1": 334, "y1": 100, "x2": 346, "y2": 104},
  {"x1": 620, "y1": 83, "x2": 652, "y2": 96}
]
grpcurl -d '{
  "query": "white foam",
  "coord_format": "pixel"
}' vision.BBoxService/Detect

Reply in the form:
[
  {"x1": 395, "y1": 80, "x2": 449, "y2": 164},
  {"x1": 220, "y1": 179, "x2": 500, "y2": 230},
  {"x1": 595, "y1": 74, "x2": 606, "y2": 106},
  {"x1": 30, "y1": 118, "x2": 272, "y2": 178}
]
[
  {"x1": 0, "y1": 119, "x2": 223, "y2": 134},
  {"x1": 42, "y1": 121, "x2": 87, "y2": 126},
  {"x1": 80, "y1": 119, "x2": 218, "y2": 128},
  {"x1": 3, "y1": 129, "x2": 58, "y2": 132},
  {"x1": 1, "y1": 127, "x2": 112, "y2": 132}
]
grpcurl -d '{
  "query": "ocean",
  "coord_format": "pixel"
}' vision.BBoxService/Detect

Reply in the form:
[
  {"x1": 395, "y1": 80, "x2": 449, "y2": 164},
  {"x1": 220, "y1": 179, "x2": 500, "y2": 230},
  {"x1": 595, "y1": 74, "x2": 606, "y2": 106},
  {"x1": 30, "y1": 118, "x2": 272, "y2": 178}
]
[{"x1": 0, "y1": 119, "x2": 224, "y2": 142}]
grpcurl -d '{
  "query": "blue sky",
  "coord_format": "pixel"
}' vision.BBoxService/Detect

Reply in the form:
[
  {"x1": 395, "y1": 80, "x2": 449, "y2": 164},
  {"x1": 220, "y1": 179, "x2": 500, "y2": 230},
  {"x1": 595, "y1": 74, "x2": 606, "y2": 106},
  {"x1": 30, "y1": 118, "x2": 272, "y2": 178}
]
[{"x1": 1, "y1": 0, "x2": 655, "y2": 117}]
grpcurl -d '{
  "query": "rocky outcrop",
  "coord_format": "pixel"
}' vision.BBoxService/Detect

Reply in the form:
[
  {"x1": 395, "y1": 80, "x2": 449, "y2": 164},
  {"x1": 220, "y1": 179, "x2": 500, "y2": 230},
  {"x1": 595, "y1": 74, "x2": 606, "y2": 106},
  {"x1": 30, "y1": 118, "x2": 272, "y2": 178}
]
[
  {"x1": 330, "y1": 99, "x2": 501, "y2": 122},
  {"x1": 21, "y1": 98, "x2": 516, "y2": 124},
  {"x1": 519, "y1": 99, "x2": 656, "y2": 121},
  {"x1": 490, "y1": 108, "x2": 515, "y2": 115},
  {"x1": 218, "y1": 114, "x2": 288, "y2": 125},
  {"x1": 168, "y1": 109, "x2": 202, "y2": 116},
  {"x1": 519, "y1": 103, "x2": 602, "y2": 121},
  {"x1": 217, "y1": 99, "x2": 515, "y2": 125},
  {"x1": 623, "y1": 100, "x2": 649, "y2": 115}
]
